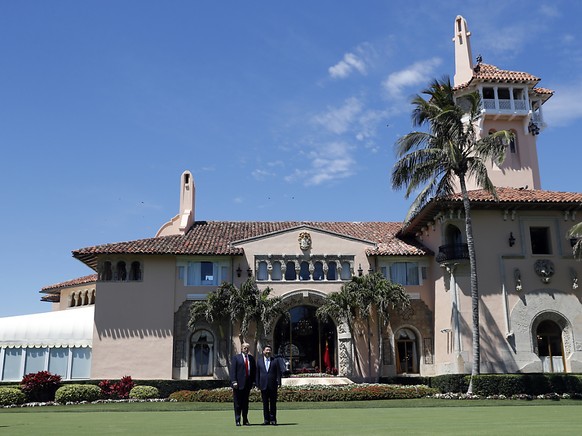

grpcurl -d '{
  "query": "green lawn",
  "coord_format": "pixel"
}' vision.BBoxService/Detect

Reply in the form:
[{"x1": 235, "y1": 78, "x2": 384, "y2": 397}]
[{"x1": 1, "y1": 400, "x2": 581, "y2": 435}]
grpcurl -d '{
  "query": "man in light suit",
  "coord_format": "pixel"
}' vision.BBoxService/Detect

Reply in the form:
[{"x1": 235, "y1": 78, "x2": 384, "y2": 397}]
[
  {"x1": 255, "y1": 344, "x2": 284, "y2": 425},
  {"x1": 230, "y1": 342, "x2": 256, "y2": 426}
]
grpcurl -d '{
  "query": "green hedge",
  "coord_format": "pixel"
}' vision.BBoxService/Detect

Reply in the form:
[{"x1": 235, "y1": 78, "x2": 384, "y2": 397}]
[
  {"x1": 0, "y1": 387, "x2": 26, "y2": 406},
  {"x1": 55, "y1": 384, "x2": 102, "y2": 403},
  {"x1": 169, "y1": 384, "x2": 437, "y2": 402},
  {"x1": 471, "y1": 374, "x2": 582, "y2": 396},
  {"x1": 129, "y1": 385, "x2": 160, "y2": 400}
]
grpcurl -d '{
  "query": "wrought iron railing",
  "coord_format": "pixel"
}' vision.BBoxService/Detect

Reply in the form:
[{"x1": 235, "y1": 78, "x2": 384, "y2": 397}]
[{"x1": 436, "y1": 243, "x2": 469, "y2": 263}]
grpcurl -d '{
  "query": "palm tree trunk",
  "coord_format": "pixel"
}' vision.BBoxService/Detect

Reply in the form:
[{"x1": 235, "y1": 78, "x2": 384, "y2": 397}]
[{"x1": 459, "y1": 176, "x2": 480, "y2": 394}]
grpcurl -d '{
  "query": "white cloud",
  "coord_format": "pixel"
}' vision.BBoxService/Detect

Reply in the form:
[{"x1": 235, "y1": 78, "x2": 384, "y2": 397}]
[
  {"x1": 312, "y1": 97, "x2": 363, "y2": 134},
  {"x1": 285, "y1": 141, "x2": 356, "y2": 186},
  {"x1": 329, "y1": 52, "x2": 367, "y2": 79},
  {"x1": 382, "y1": 58, "x2": 442, "y2": 99},
  {"x1": 252, "y1": 168, "x2": 275, "y2": 181}
]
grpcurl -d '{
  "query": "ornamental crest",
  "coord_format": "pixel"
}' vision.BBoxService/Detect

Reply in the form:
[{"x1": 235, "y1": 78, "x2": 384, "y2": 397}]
[
  {"x1": 298, "y1": 231, "x2": 312, "y2": 251},
  {"x1": 534, "y1": 259, "x2": 554, "y2": 284}
]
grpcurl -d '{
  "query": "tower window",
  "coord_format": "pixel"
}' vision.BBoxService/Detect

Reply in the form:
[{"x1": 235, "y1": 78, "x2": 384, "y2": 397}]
[{"x1": 530, "y1": 227, "x2": 551, "y2": 255}]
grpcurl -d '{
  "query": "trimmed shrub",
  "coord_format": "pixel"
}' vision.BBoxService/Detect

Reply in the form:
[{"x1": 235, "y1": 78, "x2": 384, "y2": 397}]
[
  {"x1": 0, "y1": 387, "x2": 26, "y2": 406},
  {"x1": 169, "y1": 384, "x2": 436, "y2": 402},
  {"x1": 430, "y1": 374, "x2": 469, "y2": 393},
  {"x1": 20, "y1": 371, "x2": 62, "y2": 402},
  {"x1": 129, "y1": 385, "x2": 159, "y2": 400},
  {"x1": 55, "y1": 384, "x2": 102, "y2": 403}
]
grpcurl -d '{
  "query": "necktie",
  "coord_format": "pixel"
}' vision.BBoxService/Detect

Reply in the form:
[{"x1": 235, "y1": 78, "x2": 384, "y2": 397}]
[
  {"x1": 266, "y1": 358, "x2": 270, "y2": 372},
  {"x1": 244, "y1": 355, "x2": 249, "y2": 377}
]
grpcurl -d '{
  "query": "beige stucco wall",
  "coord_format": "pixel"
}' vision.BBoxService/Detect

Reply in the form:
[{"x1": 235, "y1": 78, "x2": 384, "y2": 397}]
[{"x1": 91, "y1": 255, "x2": 176, "y2": 379}]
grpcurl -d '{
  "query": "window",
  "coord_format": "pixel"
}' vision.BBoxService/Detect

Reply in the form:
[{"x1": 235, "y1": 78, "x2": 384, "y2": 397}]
[
  {"x1": 25, "y1": 348, "x2": 47, "y2": 374},
  {"x1": 536, "y1": 320, "x2": 564, "y2": 373},
  {"x1": 129, "y1": 261, "x2": 142, "y2": 281},
  {"x1": 340, "y1": 262, "x2": 352, "y2": 280},
  {"x1": 313, "y1": 262, "x2": 324, "y2": 281},
  {"x1": 257, "y1": 261, "x2": 268, "y2": 281},
  {"x1": 271, "y1": 262, "x2": 282, "y2": 281},
  {"x1": 2, "y1": 348, "x2": 22, "y2": 381},
  {"x1": 285, "y1": 262, "x2": 297, "y2": 280},
  {"x1": 100, "y1": 261, "x2": 113, "y2": 281},
  {"x1": 184, "y1": 261, "x2": 229, "y2": 286},
  {"x1": 48, "y1": 348, "x2": 69, "y2": 377},
  {"x1": 190, "y1": 330, "x2": 214, "y2": 376},
  {"x1": 116, "y1": 261, "x2": 127, "y2": 281},
  {"x1": 508, "y1": 130, "x2": 517, "y2": 153},
  {"x1": 395, "y1": 328, "x2": 419, "y2": 374},
  {"x1": 530, "y1": 227, "x2": 551, "y2": 255},
  {"x1": 389, "y1": 262, "x2": 420, "y2": 285},
  {"x1": 327, "y1": 262, "x2": 337, "y2": 280},
  {"x1": 71, "y1": 348, "x2": 91, "y2": 379}
]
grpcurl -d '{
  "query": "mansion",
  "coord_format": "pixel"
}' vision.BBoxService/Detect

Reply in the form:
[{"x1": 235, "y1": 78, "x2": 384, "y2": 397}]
[{"x1": 1, "y1": 16, "x2": 581, "y2": 382}]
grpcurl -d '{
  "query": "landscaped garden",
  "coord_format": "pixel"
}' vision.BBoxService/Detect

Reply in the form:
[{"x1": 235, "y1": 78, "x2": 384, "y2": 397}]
[{"x1": 2, "y1": 372, "x2": 582, "y2": 435}]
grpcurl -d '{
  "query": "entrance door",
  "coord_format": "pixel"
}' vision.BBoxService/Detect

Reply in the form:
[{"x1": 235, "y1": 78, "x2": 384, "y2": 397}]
[
  {"x1": 395, "y1": 328, "x2": 419, "y2": 374},
  {"x1": 274, "y1": 305, "x2": 336, "y2": 374},
  {"x1": 536, "y1": 320, "x2": 565, "y2": 373}
]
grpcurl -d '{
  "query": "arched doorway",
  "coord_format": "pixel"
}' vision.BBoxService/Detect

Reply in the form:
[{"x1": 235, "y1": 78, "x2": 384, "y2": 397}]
[
  {"x1": 189, "y1": 329, "x2": 214, "y2": 376},
  {"x1": 395, "y1": 328, "x2": 419, "y2": 374},
  {"x1": 273, "y1": 305, "x2": 336, "y2": 374},
  {"x1": 536, "y1": 320, "x2": 565, "y2": 373}
]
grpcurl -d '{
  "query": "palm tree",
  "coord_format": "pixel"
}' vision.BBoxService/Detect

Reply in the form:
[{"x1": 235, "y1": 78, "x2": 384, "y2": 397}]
[
  {"x1": 569, "y1": 223, "x2": 582, "y2": 259},
  {"x1": 189, "y1": 278, "x2": 286, "y2": 351},
  {"x1": 316, "y1": 272, "x2": 410, "y2": 380},
  {"x1": 391, "y1": 76, "x2": 511, "y2": 394}
]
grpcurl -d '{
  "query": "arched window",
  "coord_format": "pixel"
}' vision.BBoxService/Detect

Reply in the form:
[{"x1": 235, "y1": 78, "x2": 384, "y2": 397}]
[
  {"x1": 116, "y1": 261, "x2": 127, "y2": 281},
  {"x1": 508, "y1": 130, "x2": 517, "y2": 153},
  {"x1": 340, "y1": 261, "x2": 352, "y2": 280},
  {"x1": 100, "y1": 261, "x2": 113, "y2": 281},
  {"x1": 271, "y1": 261, "x2": 282, "y2": 281},
  {"x1": 285, "y1": 262, "x2": 297, "y2": 281},
  {"x1": 327, "y1": 262, "x2": 337, "y2": 280},
  {"x1": 536, "y1": 320, "x2": 565, "y2": 373},
  {"x1": 395, "y1": 328, "x2": 419, "y2": 374},
  {"x1": 129, "y1": 261, "x2": 142, "y2": 281},
  {"x1": 313, "y1": 262, "x2": 324, "y2": 281},
  {"x1": 445, "y1": 224, "x2": 462, "y2": 245},
  {"x1": 257, "y1": 261, "x2": 268, "y2": 281},
  {"x1": 299, "y1": 261, "x2": 310, "y2": 281},
  {"x1": 190, "y1": 329, "x2": 214, "y2": 377}
]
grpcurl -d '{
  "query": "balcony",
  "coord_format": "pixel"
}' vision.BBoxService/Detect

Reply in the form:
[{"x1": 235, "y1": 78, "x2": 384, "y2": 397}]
[{"x1": 436, "y1": 243, "x2": 469, "y2": 264}]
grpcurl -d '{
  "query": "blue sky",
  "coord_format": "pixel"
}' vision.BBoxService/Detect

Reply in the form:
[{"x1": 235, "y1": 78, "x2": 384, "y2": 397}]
[{"x1": 1, "y1": 0, "x2": 581, "y2": 317}]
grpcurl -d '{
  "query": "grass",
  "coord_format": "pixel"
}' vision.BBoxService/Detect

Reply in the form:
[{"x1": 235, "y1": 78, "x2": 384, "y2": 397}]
[{"x1": 1, "y1": 399, "x2": 582, "y2": 435}]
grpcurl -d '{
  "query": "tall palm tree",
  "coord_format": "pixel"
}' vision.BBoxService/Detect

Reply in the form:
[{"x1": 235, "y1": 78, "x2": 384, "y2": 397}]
[
  {"x1": 570, "y1": 223, "x2": 582, "y2": 259},
  {"x1": 316, "y1": 272, "x2": 410, "y2": 379},
  {"x1": 391, "y1": 76, "x2": 511, "y2": 394}
]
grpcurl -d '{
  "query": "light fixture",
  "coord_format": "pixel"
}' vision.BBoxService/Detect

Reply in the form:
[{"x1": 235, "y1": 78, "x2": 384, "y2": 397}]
[
  {"x1": 528, "y1": 120, "x2": 540, "y2": 136},
  {"x1": 508, "y1": 232, "x2": 516, "y2": 247},
  {"x1": 247, "y1": 267, "x2": 253, "y2": 277},
  {"x1": 358, "y1": 264, "x2": 363, "y2": 276},
  {"x1": 236, "y1": 265, "x2": 242, "y2": 278},
  {"x1": 368, "y1": 267, "x2": 374, "y2": 274}
]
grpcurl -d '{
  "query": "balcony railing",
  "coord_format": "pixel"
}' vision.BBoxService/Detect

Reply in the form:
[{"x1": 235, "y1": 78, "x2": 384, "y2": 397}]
[
  {"x1": 436, "y1": 243, "x2": 469, "y2": 263},
  {"x1": 482, "y1": 98, "x2": 528, "y2": 114}
]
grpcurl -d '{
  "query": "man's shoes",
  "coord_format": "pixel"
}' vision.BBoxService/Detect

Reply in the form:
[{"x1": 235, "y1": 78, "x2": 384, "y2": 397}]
[
  {"x1": 262, "y1": 421, "x2": 270, "y2": 425},
  {"x1": 270, "y1": 421, "x2": 277, "y2": 426},
  {"x1": 235, "y1": 421, "x2": 241, "y2": 426},
  {"x1": 243, "y1": 421, "x2": 251, "y2": 426}
]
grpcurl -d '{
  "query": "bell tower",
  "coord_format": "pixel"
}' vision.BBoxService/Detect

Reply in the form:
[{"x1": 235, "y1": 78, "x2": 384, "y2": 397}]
[{"x1": 452, "y1": 16, "x2": 553, "y2": 191}]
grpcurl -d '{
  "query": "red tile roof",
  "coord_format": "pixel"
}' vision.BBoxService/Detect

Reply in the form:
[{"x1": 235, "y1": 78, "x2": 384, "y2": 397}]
[
  {"x1": 72, "y1": 221, "x2": 430, "y2": 269},
  {"x1": 41, "y1": 274, "x2": 97, "y2": 292},
  {"x1": 454, "y1": 63, "x2": 554, "y2": 96}
]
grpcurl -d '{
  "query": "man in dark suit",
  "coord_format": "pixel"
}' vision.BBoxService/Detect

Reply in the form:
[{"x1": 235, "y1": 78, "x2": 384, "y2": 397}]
[
  {"x1": 230, "y1": 342, "x2": 256, "y2": 426},
  {"x1": 255, "y1": 344, "x2": 284, "y2": 425}
]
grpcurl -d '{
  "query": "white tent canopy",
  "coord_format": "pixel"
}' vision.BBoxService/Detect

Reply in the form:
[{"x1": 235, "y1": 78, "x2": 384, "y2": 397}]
[{"x1": 0, "y1": 306, "x2": 93, "y2": 348}]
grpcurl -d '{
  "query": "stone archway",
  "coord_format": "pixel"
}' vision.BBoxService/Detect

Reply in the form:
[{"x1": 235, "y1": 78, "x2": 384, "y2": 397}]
[{"x1": 267, "y1": 291, "x2": 353, "y2": 377}]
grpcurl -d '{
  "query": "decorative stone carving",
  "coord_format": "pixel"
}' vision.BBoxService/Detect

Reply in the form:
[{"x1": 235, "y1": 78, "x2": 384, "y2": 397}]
[
  {"x1": 514, "y1": 268, "x2": 522, "y2": 292},
  {"x1": 534, "y1": 259, "x2": 554, "y2": 283},
  {"x1": 298, "y1": 231, "x2": 312, "y2": 251},
  {"x1": 570, "y1": 268, "x2": 579, "y2": 290}
]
